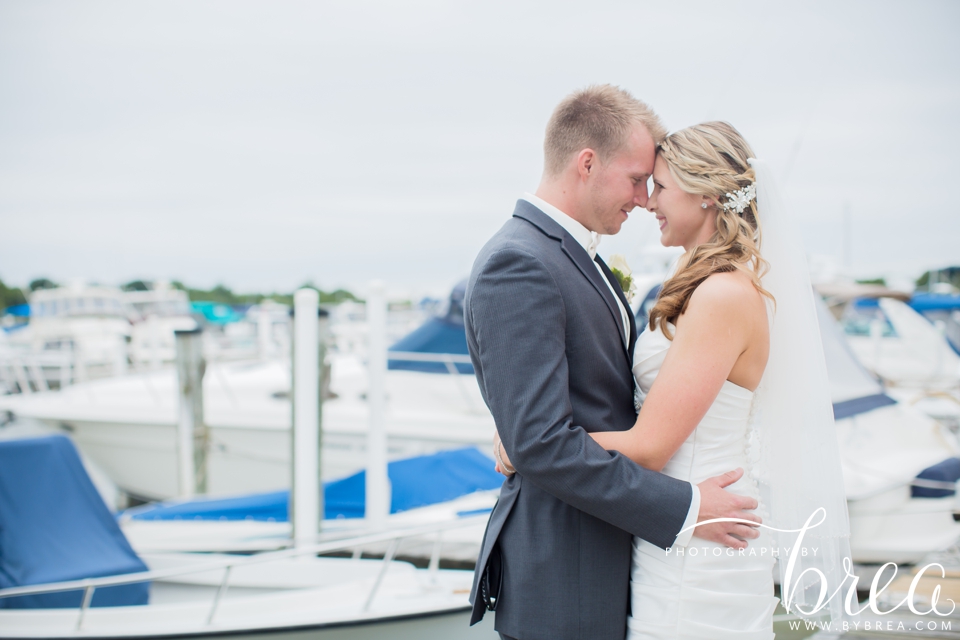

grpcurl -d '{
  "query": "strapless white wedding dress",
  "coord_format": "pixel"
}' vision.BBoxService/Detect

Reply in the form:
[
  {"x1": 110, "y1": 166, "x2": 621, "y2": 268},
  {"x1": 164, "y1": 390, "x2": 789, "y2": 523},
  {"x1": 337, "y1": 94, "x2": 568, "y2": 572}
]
[{"x1": 626, "y1": 323, "x2": 779, "y2": 640}]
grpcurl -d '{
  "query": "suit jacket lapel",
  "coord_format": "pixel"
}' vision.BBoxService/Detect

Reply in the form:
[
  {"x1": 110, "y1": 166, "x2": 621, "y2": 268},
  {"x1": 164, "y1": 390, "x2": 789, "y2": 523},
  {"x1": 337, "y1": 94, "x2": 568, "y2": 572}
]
[
  {"x1": 512, "y1": 201, "x2": 630, "y2": 358},
  {"x1": 595, "y1": 255, "x2": 637, "y2": 356}
]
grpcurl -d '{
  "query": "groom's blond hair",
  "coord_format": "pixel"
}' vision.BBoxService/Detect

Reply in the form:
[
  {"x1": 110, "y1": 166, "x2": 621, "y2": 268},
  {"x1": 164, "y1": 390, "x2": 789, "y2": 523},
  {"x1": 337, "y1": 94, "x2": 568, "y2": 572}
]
[{"x1": 543, "y1": 85, "x2": 666, "y2": 177}]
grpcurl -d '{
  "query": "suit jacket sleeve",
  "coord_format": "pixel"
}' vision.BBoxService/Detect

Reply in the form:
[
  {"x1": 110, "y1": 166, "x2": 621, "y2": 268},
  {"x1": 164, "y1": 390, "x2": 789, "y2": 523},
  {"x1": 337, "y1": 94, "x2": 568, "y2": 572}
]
[{"x1": 468, "y1": 247, "x2": 691, "y2": 549}]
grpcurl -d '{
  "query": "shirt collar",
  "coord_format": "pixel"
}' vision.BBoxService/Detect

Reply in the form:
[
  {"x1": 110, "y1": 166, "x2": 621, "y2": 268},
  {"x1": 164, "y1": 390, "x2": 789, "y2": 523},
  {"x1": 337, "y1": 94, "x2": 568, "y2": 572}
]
[{"x1": 522, "y1": 193, "x2": 600, "y2": 259}]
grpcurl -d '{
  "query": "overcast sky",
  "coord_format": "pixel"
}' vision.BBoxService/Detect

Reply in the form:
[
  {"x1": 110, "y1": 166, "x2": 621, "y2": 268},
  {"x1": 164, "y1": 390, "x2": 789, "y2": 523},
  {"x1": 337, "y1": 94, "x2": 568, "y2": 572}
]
[{"x1": 1, "y1": 0, "x2": 957, "y2": 298}]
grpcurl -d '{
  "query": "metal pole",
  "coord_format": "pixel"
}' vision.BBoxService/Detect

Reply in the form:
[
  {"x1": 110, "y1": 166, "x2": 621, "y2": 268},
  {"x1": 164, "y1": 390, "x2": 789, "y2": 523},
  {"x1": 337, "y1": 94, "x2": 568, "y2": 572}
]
[
  {"x1": 11, "y1": 357, "x2": 32, "y2": 394},
  {"x1": 73, "y1": 345, "x2": 87, "y2": 383},
  {"x1": 291, "y1": 289, "x2": 320, "y2": 547},
  {"x1": 258, "y1": 303, "x2": 272, "y2": 359},
  {"x1": 113, "y1": 334, "x2": 128, "y2": 377},
  {"x1": 175, "y1": 328, "x2": 207, "y2": 497},
  {"x1": 206, "y1": 565, "x2": 232, "y2": 625},
  {"x1": 75, "y1": 584, "x2": 95, "y2": 631},
  {"x1": 361, "y1": 538, "x2": 399, "y2": 613},
  {"x1": 27, "y1": 358, "x2": 49, "y2": 392},
  {"x1": 317, "y1": 308, "x2": 329, "y2": 527},
  {"x1": 366, "y1": 280, "x2": 390, "y2": 531},
  {"x1": 60, "y1": 354, "x2": 71, "y2": 389},
  {"x1": 149, "y1": 316, "x2": 162, "y2": 370}
]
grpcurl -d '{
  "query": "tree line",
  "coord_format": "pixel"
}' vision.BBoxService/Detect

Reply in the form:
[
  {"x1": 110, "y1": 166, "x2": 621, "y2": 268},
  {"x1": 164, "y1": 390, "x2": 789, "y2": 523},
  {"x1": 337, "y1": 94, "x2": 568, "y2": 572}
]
[
  {"x1": 0, "y1": 277, "x2": 358, "y2": 314},
  {"x1": 0, "y1": 278, "x2": 55, "y2": 313}
]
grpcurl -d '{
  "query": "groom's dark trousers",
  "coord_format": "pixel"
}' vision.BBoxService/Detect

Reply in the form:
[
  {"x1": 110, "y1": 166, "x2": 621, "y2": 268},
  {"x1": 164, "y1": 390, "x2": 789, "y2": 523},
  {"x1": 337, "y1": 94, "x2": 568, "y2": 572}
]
[{"x1": 465, "y1": 200, "x2": 692, "y2": 640}]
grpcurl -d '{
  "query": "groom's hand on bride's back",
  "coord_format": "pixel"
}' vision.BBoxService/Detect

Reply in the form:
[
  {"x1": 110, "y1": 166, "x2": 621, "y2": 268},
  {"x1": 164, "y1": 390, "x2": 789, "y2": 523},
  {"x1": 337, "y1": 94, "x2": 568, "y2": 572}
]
[{"x1": 694, "y1": 468, "x2": 760, "y2": 549}]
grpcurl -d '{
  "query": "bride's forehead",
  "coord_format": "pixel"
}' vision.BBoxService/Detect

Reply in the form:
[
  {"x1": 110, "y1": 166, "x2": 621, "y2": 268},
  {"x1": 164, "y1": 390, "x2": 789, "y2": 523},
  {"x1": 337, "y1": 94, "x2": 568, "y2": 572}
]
[{"x1": 653, "y1": 156, "x2": 672, "y2": 178}]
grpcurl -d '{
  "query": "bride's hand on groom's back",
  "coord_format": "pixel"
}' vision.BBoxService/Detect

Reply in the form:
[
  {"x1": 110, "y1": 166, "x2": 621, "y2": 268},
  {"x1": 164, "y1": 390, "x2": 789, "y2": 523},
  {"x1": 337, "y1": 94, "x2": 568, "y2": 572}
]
[{"x1": 694, "y1": 468, "x2": 760, "y2": 549}]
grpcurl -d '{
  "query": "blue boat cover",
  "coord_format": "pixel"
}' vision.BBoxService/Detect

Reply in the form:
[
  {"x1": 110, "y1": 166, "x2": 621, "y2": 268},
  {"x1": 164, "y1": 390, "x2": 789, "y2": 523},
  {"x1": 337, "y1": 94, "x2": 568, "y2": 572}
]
[
  {"x1": 910, "y1": 293, "x2": 960, "y2": 312},
  {"x1": 633, "y1": 284, "x2": 662, "y2": 331},
  {"x1": 831, "y1": 393, "x2": 898, "y2": 421},
  {"x1": 913, "y1": 457, "x2": 960, "y2": 498},
  {"x1": 388, "y1": 318, "x2": 472, "y2": 374},
  {"x1": 2, "y1": 304, "x2": 29, "y2": 317},
  {"x1": 126, "y1": 447, "x2": 501, "y2": 522},
  {"x1": 0, "y1": 436, "x2": 149, "y2": 609},
  {"x1": 190, "y1": 301, "x2": 244, "y2": 325},
  {"x1": 389, "y1": 280, "x2": 473, "y2": 374}
]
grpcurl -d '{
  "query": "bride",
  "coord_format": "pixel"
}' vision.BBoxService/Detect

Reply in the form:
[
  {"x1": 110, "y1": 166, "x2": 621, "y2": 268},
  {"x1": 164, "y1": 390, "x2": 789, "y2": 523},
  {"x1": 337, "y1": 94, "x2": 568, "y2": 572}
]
[{"x1": 495, "y1": 121, "x2": 850, "y2": 638}]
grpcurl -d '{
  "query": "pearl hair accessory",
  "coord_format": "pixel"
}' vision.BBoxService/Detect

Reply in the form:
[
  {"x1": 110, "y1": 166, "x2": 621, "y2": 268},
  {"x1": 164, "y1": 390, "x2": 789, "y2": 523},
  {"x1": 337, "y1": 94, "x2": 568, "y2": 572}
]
[{"x1": 722, "y1": 183, "x2": 757, "y2": 214}]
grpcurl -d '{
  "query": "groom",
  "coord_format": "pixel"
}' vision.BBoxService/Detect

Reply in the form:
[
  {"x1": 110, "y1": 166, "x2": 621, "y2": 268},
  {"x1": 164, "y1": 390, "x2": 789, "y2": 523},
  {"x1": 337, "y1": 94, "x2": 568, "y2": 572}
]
[{"x1": 465, "y1": 85, "x2": 760, "y2": 640}]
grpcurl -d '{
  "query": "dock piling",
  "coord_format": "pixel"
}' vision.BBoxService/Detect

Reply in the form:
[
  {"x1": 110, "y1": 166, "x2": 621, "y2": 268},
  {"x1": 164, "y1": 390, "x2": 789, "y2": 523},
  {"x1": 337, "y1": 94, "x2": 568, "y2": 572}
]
[{"x1": 174, "y1": 327, "x2": 207, "y2": 497}]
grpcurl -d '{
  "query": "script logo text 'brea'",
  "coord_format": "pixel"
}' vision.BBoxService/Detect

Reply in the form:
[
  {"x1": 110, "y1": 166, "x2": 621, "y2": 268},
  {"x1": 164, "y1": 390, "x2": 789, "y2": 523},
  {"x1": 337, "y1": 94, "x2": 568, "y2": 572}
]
[{"x1": 680, "y1": 508, "x2": 956, "y2": 618}]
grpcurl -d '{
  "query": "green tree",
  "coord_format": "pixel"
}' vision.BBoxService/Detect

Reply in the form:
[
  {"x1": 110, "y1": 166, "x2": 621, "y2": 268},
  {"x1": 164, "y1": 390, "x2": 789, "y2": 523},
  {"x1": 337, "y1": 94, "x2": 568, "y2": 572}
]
[
  {"x1": 28, "y1": 277, "x2": 57, "y2": 292},
  {"x1": 174, "y1": 280, "x2": 359, "y2": 308},
  {"x1": 916, "y1": 268, "x2": 960, "y2": 291},
  {"x1": 0, "y1": 278, "x2": 27, "y2": 314},
  {"x1": 321, "y1": 288, "x2": 359, "y2": 304},
  {"x1": 121, "y1": 280, "x2": 151, "y2": 292}
]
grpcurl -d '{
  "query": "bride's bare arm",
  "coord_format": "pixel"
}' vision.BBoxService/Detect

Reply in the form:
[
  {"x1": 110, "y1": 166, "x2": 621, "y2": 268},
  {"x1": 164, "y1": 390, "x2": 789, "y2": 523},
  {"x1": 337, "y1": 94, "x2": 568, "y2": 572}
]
[
  {"x1": 591, "y1": 273, "x2": 761, "y2": 471},
  {"x1": 493, "y1": 272, "x2": 764, "y2": 474}
]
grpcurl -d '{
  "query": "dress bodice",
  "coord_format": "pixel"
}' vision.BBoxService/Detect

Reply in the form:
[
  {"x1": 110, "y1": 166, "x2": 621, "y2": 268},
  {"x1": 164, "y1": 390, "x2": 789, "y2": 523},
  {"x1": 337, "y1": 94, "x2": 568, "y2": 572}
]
[
  {"x1": 632, "y1": 322, "x2": 756, "y2": 487},
  {"x1": 627, "y1": 322, "x2": 777, "y2": 640}
]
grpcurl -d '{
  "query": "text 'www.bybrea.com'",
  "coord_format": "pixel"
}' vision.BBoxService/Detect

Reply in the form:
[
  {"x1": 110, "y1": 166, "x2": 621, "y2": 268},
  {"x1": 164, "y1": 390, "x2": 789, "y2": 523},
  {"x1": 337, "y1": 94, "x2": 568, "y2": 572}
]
[{"x1": 790, "y1": 619, "x2": 953, "y2": 633}]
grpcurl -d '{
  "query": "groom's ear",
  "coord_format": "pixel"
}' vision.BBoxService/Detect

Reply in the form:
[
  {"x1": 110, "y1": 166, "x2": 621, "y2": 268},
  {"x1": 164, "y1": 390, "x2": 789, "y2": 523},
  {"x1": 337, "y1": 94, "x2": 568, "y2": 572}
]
[{"x1": 577, "y1": 148, "x2": 597, "y2": 180}]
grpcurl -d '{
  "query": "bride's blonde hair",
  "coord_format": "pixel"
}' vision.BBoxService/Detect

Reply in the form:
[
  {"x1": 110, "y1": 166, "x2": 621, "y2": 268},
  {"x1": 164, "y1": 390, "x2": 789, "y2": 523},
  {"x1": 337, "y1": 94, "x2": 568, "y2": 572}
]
[{"x1": 648, "y1": 121, "x2": 772, "y2": 339}]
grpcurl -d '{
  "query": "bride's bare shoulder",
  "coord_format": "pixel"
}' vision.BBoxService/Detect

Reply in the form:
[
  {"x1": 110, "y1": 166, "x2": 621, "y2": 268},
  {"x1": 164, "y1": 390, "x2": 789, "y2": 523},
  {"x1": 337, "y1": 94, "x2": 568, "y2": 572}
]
[
  {"x1": 691, "y1": 270, "x2": 761, "y2": 306},
  {"x1": 680, "y1": 270, "x2": 766, "y2": 329}
]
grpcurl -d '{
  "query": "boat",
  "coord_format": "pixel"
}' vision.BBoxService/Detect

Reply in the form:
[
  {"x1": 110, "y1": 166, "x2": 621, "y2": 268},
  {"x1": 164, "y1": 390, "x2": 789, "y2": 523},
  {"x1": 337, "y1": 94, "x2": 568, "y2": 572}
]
[
  {"x1": 0, "y1": 283, "x2": 493, "y2": 501},
  {"x1": 0, "y1": 283, "x2": 133, "y2": 390},
  {"x1": 9, "y1": 275, "x2": 956, "y2": 564},
  {"x1": 910, "y1": 290, "x2": 960, "y2": 355},
  {"x1": 0, "y1": 353, "x2": 492, "y2": 501},
  {"x1": 0, "y1": 435, "x2": 497, "y2": 639},
  {"x1": 118, "y1": 447, "x2": 501, "y2": 558},
  {"x1": 838, "y1": 296, "x2": 960, "y2": 432},
  {"x1": 840, "y1": 296, "x2": 960, "y2": 388},
  {"x1": 0, "y1": 283, "x2": 297, "y2": 394},
  {"x1": 125, "y1": 283, "x2": 199, "y2": 369},
  {"x1": 814, "y1": 295, "x2": 960, "y2": 562}
]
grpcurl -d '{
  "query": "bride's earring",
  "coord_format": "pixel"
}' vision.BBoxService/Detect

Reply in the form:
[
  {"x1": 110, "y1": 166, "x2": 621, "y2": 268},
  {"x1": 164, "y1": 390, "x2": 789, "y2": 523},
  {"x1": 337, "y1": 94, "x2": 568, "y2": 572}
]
[{"x1": 701, "y1": 202, "x2": 708, "y2": 209}]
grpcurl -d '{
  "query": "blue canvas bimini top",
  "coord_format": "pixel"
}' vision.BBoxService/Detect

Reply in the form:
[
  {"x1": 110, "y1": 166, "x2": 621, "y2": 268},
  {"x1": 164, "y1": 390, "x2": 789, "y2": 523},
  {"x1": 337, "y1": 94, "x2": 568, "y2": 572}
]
[
  {"x1": 124, "y1": 446, "x2": 501, "y2": 522},
  {"x1": 0, "y1": 435, "x2": 149, "y2": 609}
]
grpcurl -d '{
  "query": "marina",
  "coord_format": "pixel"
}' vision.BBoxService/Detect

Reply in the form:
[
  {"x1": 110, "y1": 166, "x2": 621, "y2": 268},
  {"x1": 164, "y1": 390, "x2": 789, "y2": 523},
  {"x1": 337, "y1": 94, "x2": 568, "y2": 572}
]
[
  {"x1": 3, "y1": 275, "x2": 960, "y2": 638},
  {"x1": 2, "y1": 2, "x2": 958, "y2": 637},
  {"x1": 0, "y1": 435, "x2": 497, "y2": 639},
  {"x1": 0, "y1": 288, "x2": 502, "y2": 639}
]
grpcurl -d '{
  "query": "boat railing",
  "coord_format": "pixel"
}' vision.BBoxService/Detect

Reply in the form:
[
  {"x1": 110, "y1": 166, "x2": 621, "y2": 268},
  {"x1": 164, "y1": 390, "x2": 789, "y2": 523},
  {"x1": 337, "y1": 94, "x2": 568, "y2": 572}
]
[
  {"x1": 0, "y1": 349, "x2": 75, "y2": 394},
  {"x1": 386, "y1": 351, "x2": 472, "y2": 367},
  {"x1": 119, "y1": 350, "x2": 476, "y2": 414},
  {"x1": 0, "y1": 514, "x2": 487, "y2": 632}
]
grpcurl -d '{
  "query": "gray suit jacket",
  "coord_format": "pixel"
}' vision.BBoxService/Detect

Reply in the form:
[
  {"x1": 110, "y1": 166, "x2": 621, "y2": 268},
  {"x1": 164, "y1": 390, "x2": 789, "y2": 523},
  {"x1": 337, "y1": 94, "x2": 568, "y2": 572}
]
[{"x1": 466, "y1": 200, "x2": 692, "y2": 640}]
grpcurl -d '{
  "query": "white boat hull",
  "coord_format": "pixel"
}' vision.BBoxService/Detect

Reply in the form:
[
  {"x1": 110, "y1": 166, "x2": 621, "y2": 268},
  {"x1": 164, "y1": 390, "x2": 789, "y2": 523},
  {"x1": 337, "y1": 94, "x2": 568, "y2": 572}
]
[
  {"x1": 0, "y1": 356, "x2": 495, "y2": 500},
  {"x1": 840, "y1": 402, "x2": 960, "y2": 563},
  {"x1": 0, "y1": 603, "x2": 494, "y2": 640},
  {"x1": 0, "y1": 555, "x2": 498, "y2": 639},
  {"x1": 55, "y1": 414, "x2": 491, "y2": 500}
]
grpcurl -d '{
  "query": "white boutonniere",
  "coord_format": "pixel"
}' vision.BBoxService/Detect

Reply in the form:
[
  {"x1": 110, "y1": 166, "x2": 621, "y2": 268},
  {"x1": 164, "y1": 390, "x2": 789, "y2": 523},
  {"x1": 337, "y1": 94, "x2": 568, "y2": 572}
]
[{"x1": 607, "y1": 254, "x2": 637, "y2": 303}]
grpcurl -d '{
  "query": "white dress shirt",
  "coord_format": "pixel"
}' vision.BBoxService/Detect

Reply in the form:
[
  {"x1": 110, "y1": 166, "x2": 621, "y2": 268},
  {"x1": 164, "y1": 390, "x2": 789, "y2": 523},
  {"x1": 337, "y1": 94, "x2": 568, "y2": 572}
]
[{"x1": 521, "y1": 193, "x2": 700, "y2": 548}]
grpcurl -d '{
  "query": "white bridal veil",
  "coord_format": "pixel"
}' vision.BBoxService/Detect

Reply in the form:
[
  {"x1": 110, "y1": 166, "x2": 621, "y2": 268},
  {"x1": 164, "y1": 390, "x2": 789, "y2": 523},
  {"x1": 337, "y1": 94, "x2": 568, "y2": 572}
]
[{"x1": 747, "y1": 158, "x2": 852, "y2": 622}]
